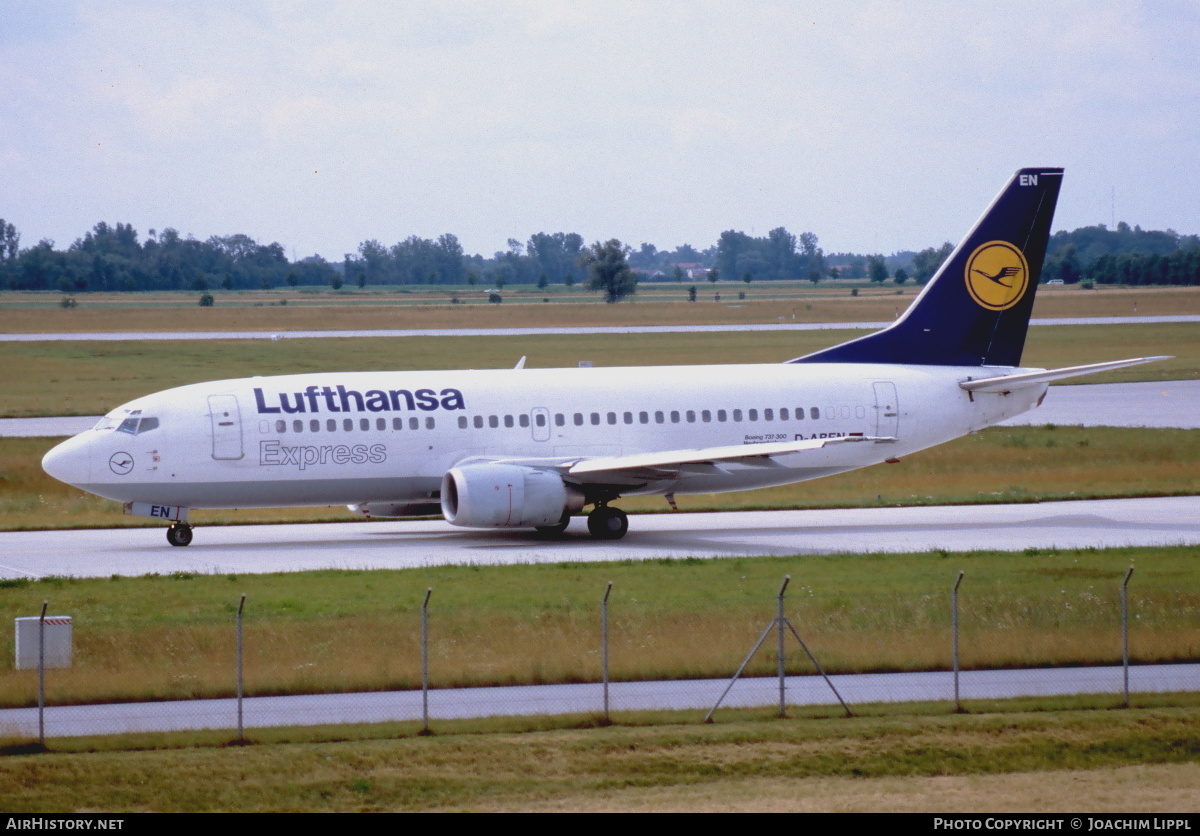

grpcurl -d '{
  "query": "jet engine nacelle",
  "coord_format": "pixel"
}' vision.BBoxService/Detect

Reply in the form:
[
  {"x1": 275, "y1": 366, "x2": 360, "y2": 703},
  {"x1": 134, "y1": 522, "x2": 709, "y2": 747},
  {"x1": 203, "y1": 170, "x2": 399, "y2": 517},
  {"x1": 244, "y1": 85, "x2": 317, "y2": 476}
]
[{"x1": 441, "y1": 464, "x2": 583, "y2": 528}]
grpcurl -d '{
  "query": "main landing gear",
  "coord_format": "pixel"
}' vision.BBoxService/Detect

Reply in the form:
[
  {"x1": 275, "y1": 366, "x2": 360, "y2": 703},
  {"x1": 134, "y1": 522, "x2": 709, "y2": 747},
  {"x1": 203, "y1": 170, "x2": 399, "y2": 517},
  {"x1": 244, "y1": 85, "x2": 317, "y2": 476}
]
[
  {"x1": 587, "y1": 504, "x2": 628, "y2": 540},
  {"x1": 166, "y1": 522, "x2": 193, "y2": 547}
]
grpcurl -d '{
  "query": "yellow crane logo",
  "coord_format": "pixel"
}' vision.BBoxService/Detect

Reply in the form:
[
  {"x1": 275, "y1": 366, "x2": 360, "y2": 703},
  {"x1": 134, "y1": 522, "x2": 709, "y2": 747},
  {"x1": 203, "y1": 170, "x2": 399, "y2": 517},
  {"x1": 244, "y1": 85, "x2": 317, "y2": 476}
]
[{"x1": 964, "y1": 241, "x2": 1029, "y2": 311}]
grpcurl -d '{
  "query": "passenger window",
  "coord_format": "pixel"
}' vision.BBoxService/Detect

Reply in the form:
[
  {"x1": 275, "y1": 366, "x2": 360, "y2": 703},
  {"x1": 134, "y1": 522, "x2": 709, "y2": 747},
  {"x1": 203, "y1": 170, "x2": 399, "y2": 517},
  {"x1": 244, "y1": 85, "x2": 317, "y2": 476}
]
[
  {"x1": 555, "y1": 413, "x2": 565, "y2": 426},
  {"x1": 655, "y1": 411, "x2": 664, "y2": 424},
  {"x1": 607, "y1": 412, "x2": 616, "y2": 425},
  {"x1": 748, "y1": 409, "x2": 758, "y2": 421},
  {"x1": 394, "y1": 417, "x2": 403, "y2": 430},
  {"x1": 639, "y1": 411, "x2": 648, "y2": 424},
  {"x1": 670, "y1": 410, "x2": 680, "y2": 423},
  {"x1": 293, "y1": 420, "x2": 303, "y2": 433},
  {"x1": 732, "y1": 409, "x2": 742, "y2": 422},
  {"x1": 764, "y1": 408, "x2": 773, "y2": 421},
  {"x1": 519, "y1": 414, "x2": 530, "y2": 428},
  {"x1": 574, "y1": 413, "x2": 583, "y2": 426},
  {"x1": 701, "y1": 410, "x2": 711, "y2": 422},
  {"x1": 591, "y1": 413, "x2": 600, "y2": 425},
  {"x1": 276, "y1": 420, "x2": 286, "y2": 433},
  {"x1": 409, "y1": 417, "x2": 419, "y2": 430},
  {"x1": 344, "y1": 418, "x2": 353, "y2": 431},
  {"x1": 458, "y1": 416, "x2": 468, "y2": 429},
  {"x1": 504, "y1": 415, "x2": 514, "y2": 428},
  {"x1": 377, "y1": 418, "x2": 386, "y2": 431},
  {"x1": 795, "y1": 408, "x2": 804, "y2": 420},
  {"x1": 686, "y1": 410, "x2": 696, "y2": 423},
  {"x1": 780, "y1": 408, "x2": 789, "y2": 420},
  {"x1": 840, "y1": 406, "x2": 851, "y2": 419},
  {"x1": 489, "y1": 415, "x2": 499, "y2": 428},
  {"x1": 425, "y1": 417, "x2": 435, "y2": 429},
  {"x1": 717, "y1": 409, "x2": 727, "y2": 422},
  {"x1": 310, "y1": 419, "x2": 320, "y2": 432},
  {"x1": 535, "y1": 413, "x2": 546, "y2": 427},
  {"x1": 623, "y1": 412, "x2": 633, "y2": 424},
  {"x1": 810, "y1": 407, "x2": 819, "y2": 419},
  {"x1": 473, "y1": 415, "x2": 484, "y2": 429},
  {"x1": 327, "y1": 419, "x2": 337, "y2": 432}
]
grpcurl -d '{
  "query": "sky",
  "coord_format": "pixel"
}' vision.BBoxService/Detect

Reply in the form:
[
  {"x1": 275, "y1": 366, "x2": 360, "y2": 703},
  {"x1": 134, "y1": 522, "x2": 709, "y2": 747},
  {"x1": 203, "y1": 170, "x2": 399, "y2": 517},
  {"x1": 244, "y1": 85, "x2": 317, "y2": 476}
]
[{"x1": 2, "y1": 1, "x2": 1198, "y2": 261}]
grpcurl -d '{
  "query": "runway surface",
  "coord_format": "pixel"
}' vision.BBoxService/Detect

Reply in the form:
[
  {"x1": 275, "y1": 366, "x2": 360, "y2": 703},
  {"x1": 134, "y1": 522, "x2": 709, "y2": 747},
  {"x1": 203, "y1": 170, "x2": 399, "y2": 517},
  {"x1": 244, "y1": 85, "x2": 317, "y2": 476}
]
[
  {"x1": 3, "y1": 664, "x2": 1194, "y2": 738},
  {"x1": 3, "y1": 380, "x2": 1198, "y2": 437},
  {"x1": 5, "y1": 314, "x2": 1198, "y2": 342},
  {"x1": 3, "y1": 496, "x2": 1197, "y2": 580}
]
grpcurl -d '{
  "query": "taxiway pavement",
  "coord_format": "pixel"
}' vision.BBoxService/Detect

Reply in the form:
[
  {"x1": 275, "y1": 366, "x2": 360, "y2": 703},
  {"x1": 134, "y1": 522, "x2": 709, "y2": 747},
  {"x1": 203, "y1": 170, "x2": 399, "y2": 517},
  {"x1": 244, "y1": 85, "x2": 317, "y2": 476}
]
[
  {"x1": 3, "y1": 664, "x2": 1194, "y2": 738},
  {"x1": 2, "y1": 496, "x2": 1197, "y2": 580}
]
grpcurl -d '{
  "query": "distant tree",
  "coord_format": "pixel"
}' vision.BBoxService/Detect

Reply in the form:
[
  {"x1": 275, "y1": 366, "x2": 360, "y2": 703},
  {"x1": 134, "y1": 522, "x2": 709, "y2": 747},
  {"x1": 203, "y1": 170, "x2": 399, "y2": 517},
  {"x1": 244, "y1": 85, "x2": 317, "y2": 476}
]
[
  {"x1": 357, "y1": 271, "x2": 367, "y2": 289},
  {"x1": 198, "y1": 293, "x2": 214, "y2": 307},
  {"x1": 828, "y1": 266, "x2": 839, "y2": 280},
  {"x1": 286, "y1": 272, "x2": 299, "y2": 288},
  {"x1": 868, "y1": 255, "x2": 888, "y2": 284},
  {"x1": 911, "y1": 242, "x2": 954, "y2": 283},
  {"x1": 221, "y1": 276, "x2": 234, "y2": 291},
  {"x1": 893, "y1": 267, "x2": 909, "y2": 285},
  {"x1": 330, "y1": 274, "x2": 343, "y2": 291},
  {"x1": 672, "y1": 266, "x2": 684, "y2": 283},
  {"x1": 707, "y1": 269, "x2": 719, "y2": 283},
  {"x1": 580, "y1": 239, "x2": 637, "y2": 303},
  {"x1": 688, "y1": 285, "x2": 697, "y2": 302},
  {"x1": 537, "y1": 272, "x2": 548, "y2": 290},
  {"x1": 742, "y1": 271, "x2": 753, "y2": 284}
]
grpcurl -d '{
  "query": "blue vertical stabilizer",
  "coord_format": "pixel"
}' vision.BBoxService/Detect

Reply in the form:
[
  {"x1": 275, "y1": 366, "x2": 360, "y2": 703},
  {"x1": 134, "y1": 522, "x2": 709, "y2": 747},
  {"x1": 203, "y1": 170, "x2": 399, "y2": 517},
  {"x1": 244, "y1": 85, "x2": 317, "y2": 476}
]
[{"x1": 791, "y1": 168, "x2": 1063, "y2": 368}]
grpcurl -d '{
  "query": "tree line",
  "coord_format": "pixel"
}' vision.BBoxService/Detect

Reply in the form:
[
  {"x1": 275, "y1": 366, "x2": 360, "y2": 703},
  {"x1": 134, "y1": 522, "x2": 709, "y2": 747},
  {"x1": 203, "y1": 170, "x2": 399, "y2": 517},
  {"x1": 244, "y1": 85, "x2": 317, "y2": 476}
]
[{"x1": 2, "y1": 215, "x2": 1198, "y2": 296}]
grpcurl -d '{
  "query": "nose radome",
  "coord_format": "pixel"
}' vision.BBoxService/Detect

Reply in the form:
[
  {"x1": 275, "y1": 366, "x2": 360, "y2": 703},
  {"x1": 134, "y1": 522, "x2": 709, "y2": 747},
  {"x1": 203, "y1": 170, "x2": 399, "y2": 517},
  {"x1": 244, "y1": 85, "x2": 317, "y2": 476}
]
[{"x1": 42, "y1": 434, "x2": 91, "y2": 486}]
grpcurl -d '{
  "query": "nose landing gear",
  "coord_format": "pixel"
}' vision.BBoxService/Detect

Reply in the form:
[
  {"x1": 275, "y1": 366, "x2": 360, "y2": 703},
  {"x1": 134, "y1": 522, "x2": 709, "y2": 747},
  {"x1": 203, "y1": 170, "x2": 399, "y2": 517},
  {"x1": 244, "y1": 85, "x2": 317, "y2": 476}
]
[
  {"x1": 166, "y1": 522, "x2": 193, "y2": 547},
  {"x1": 587, "y1": 504, "x2": 628, "y2": 540}
]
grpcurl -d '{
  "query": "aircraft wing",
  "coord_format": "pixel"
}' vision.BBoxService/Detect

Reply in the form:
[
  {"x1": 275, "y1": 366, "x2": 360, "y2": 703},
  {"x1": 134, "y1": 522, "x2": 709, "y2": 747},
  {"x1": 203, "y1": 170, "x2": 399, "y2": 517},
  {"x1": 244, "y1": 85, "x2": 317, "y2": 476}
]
[
  {"x1": 541, "y1": 435, "x2": 893, "y2": 485},
  {"x1": 959, "y1": 356, "x2": 1171, "y2": 394}
]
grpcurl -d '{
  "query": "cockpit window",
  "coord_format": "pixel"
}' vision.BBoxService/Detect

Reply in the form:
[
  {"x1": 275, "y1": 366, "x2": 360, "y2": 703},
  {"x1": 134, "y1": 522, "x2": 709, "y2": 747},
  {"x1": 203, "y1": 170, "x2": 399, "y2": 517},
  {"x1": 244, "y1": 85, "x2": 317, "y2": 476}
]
[{"x1": 116, "y1": 416, "x2": 160, "y2": 435}]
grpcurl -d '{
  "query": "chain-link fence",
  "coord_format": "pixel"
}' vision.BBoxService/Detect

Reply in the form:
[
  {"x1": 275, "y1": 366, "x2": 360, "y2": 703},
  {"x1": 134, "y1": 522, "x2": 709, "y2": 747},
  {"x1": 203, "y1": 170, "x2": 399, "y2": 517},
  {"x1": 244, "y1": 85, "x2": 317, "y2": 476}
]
[{"x1": 3, "y1": 567, "x2": 1197, "y2": 743}]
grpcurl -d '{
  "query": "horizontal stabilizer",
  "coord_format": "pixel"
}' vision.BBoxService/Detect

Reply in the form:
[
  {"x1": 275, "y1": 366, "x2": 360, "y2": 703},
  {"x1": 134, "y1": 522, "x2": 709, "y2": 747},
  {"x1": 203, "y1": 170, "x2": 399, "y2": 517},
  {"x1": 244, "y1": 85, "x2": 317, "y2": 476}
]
[
  {"x1": 959, "y1": 356, "x2": 1172, "y2": 394},
  {"x1": 566, "y1": 434, "x2": 892, "y2": 476}
]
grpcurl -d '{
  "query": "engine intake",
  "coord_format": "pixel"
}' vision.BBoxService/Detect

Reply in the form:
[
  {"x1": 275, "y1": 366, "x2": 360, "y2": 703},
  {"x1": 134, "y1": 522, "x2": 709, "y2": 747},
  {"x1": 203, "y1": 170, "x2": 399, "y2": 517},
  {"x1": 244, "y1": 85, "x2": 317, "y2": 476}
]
[{"x1": 441, "y1": 464, "x2": 582, "y2": 529}]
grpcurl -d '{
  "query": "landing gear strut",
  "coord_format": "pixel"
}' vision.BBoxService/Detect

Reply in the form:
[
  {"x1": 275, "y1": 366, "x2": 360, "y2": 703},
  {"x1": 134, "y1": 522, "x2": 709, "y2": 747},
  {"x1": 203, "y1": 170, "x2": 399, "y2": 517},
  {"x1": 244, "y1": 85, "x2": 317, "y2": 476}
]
[
  {"x1": 166, "y1": 522, "x2": 193, "y2": 547},
  {"x1": 587, "y1": 504, "x2": 628, "y2": 540}
]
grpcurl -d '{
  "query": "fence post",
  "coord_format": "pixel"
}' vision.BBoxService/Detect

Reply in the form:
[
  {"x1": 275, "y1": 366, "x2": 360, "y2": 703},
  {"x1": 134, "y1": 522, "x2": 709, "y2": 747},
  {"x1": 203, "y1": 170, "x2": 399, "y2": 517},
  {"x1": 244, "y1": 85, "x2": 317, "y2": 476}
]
[
  {"x1": 38, "y1": 600, "x2": 47, "y2": 748},
  {"x1": 602, "y1": 581, "x2": 613, "y2": 723},
  {"x1": 236, "y1": 593, "x2": 246, "y2": 741},
  {"x1": 777, "y1": 575, "x2": 790, "y2": 718},
  {"x1": 1122, "y1": 566, "x2": 1134, "y2": 708},
  {"x1": 952, "y1": 571, "x2": 964, "y2": 712},
  {"x1": 421, "y1": 588, "x2": 432, "y2": 735}
]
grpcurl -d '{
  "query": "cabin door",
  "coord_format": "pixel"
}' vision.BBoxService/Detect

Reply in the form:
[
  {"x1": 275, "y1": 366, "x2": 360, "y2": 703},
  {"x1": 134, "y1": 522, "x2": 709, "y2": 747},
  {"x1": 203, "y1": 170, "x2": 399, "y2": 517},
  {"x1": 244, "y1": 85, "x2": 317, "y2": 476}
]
[
  {"x1": 208, "y1": 394, "x2": 244, "y2": 460},
  {"x1": 531, "y1": 407, "x2": 551, "y2": 442},
  {"x1": 873, "y1": 382, "x2": 899, "y2": 438}
]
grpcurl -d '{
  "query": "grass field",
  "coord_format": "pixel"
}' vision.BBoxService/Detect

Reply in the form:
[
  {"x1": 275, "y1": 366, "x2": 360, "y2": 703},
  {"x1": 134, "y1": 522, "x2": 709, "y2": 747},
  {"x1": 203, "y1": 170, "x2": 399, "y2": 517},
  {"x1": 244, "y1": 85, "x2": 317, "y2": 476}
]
[
  {"x1": 2, "y1": 703, "x2": 1200, "y2": 811},
  {"x1": 5, "y1": 425, "x2": 1198, "y2": 530},
  {"x1": 2, "y1": 322, "x2": 1197, "y2": 419},
  {"x1": 2, "y1": 545, "x2": 1196, "y2": 708},
  {"x1": 3, "y1": 283, "x2": 1199, "y2": 332}
]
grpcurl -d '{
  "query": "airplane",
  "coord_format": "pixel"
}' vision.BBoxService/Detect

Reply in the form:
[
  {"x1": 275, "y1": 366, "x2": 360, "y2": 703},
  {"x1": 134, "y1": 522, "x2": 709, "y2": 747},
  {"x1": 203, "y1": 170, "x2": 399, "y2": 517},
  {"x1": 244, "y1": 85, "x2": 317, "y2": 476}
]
[{"x1": 42, "y1": 167, "x2": 1166, "y2": 546}]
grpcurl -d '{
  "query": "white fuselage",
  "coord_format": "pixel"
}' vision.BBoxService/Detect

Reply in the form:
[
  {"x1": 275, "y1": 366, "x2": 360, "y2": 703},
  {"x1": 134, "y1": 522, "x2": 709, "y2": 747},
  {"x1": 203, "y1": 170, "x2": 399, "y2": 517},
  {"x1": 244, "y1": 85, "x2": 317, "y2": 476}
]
[{"x1": 42, "y1": 362, "x2": 1045, "y2": 511}]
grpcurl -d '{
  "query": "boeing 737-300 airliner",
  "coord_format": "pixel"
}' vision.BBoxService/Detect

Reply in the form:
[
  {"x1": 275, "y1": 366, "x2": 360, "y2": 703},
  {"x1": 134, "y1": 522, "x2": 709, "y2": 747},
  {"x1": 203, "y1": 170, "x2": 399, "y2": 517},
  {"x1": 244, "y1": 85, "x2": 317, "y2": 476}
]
[{"x1": 42, "y1": 168, "x2": 1165, "y2": 545}]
